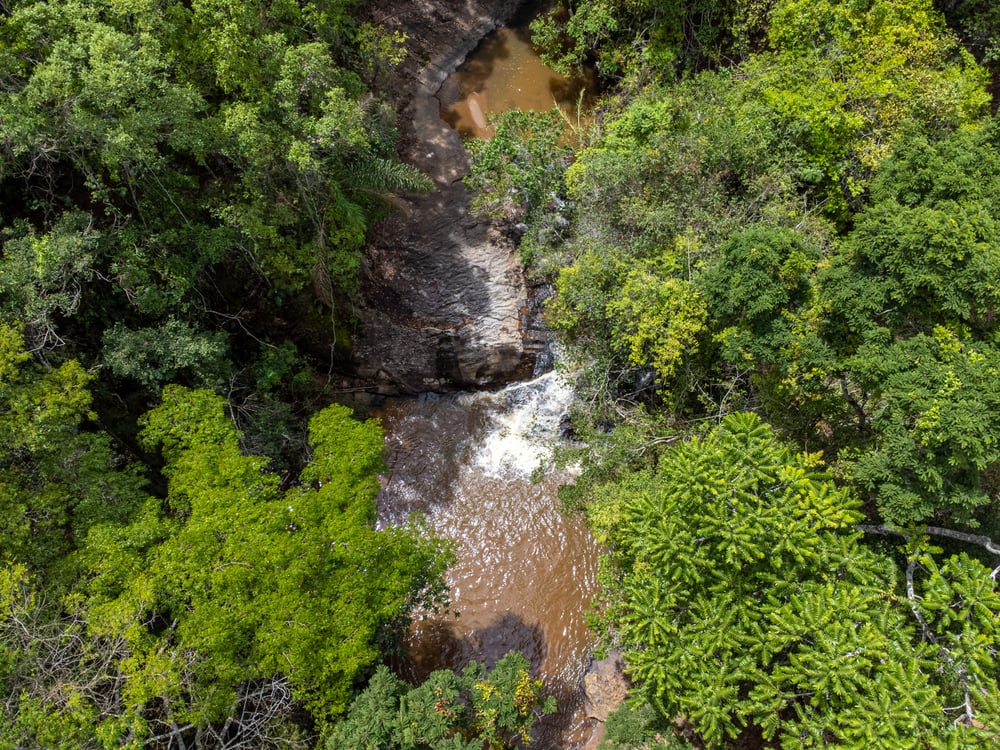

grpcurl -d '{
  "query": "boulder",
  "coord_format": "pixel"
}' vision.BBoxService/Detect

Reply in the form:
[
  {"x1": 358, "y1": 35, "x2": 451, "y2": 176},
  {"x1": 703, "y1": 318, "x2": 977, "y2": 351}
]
[{"x1": 583, "y1": 651, "x2": 630, "y2": 722}]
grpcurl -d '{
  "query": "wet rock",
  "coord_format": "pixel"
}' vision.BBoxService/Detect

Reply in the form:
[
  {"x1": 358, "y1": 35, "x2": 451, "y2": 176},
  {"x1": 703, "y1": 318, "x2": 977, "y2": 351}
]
[
  {"x1": 367, "y1": 0, "x2": 526, "y2": 94},
  {"x1": 349, "y1": 0, "x2": 539, "y2": 393},
  {"x1": 583, "y1": 652, "x2": 629, "y2": 722}
]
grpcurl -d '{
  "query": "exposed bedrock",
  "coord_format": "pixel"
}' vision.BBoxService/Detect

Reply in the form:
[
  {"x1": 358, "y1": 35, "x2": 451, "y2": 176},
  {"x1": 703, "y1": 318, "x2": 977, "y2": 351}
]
[{"x1": 348, "y1": 0, "x2": 544, "y2": 394}]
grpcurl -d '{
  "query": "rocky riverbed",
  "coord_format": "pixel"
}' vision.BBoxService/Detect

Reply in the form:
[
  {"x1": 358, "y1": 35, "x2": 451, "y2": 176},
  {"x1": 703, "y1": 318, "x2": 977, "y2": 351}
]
[{"x1": 349, "y1": 0, "x2": 545, "y2": 393}]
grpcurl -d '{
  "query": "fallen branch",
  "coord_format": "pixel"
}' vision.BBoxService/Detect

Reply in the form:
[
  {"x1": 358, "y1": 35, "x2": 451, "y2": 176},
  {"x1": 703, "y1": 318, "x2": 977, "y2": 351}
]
[
  {"x1": 857, "y1": 523, "x2": 986, "y2": 726},
  {"x1": 855, "y1": 524, "x2": 1000, "y2": 558}
]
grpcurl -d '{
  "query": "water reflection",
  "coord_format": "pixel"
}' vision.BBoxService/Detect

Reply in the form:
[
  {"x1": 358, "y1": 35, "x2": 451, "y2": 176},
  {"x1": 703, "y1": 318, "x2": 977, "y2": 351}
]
[
  {"x1": 438, "y1": 26, "x2": 595, "y2": 139},
  {"x1": 373, "y1": 373, "x2": 603, "y2": 748}
]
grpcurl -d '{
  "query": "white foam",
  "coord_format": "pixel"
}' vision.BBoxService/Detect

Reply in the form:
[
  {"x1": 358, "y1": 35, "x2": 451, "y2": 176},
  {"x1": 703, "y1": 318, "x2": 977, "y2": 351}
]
[{"x1": 471, "y1": 370, "x2": 576, "y2": 478}]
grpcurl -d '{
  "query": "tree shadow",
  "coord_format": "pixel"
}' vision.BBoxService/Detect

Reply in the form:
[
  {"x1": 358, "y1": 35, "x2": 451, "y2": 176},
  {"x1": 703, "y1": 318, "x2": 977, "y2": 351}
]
[
  {"x1": 395, "y1": 611, "x2": 596, "y2": 748},
  {"x1": 374, "y1": 390, "x2": 496, "y2": 520},
  {"x1": 401, "y1": 610, "x2": 546, "y2": 683}
]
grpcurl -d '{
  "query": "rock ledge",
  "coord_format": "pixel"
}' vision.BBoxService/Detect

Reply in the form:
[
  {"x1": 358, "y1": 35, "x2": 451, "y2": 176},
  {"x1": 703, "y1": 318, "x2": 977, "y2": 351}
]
[{"x1": 349, "y1": 0, "x2": 540, "y2": 393}]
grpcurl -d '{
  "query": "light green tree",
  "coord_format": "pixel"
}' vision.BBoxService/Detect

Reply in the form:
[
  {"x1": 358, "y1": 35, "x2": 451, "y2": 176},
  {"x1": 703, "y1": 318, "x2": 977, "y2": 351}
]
[
  {"x1": 591, "y1": 413, "x2": 1000, "y2": 747},
  {"x1": 81, "y1": 386, "x2": 450, "y2": 743},
  {"x1": 0, "y1": 324, "x2": 145, "y2": 584}
]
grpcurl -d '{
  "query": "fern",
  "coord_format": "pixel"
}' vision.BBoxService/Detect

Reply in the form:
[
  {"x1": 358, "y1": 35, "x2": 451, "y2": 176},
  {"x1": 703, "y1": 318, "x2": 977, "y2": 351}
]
[{"x1": 343, "y1": 156, "x2": 434, "y2": 198}]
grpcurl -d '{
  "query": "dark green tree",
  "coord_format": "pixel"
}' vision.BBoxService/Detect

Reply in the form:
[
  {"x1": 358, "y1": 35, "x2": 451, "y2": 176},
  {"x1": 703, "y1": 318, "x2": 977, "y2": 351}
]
[
  {"x1": 529, "y1": 0, "x2": 775, "y2": 79},
  {"x1": 821, "y1": 122, "x2": 1000, "y2": 349},
  {"x1": 699, "y1": 225, "x2": 819, "y2": 368},
  {"x1": 0, "y1": 0, "x2": 430, "y2": 403},
  {"x1": 845, "y1": 328, "x2": 1000, "y2": 526},
  {"x1": 325, "y1": 651, "x2": 555, "y2": 750},
  {"x1": 812, "y1": 122, "x2": 1000, "y2": 525}
]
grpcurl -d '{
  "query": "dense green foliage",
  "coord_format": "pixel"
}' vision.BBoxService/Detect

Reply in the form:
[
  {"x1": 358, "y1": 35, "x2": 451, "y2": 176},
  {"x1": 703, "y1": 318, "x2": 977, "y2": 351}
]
[
  {"x1": 592, "y1": 414, "x2": 1000, "y2": 747},
  {"x1": 0, "y1": 1, "x2": 569, "y2": 746},
  {"x1": 0, "y1": 0, "x2": 453, "y2": 730},
  {"x1": 464, "y1": 109, "x2": 573, "y2": 231},
  {"x1": 325, "y1": 651, "x2": 555, "y2": 750},
  {"x1": 3, "y1": 0, "x2": 1000, "y2": 745},
  {"x1": 0, "y1": 322, "x2": 451, "y2": 746},
  {"x1": 84, "y1": 386, "x2": 449, "y2": 725},
  {"x1": 530, "y1": 0, "x2": 775, "y2": 78},
  {"x1": 463, "y1": 0, "x2": 1000, "y2": 746},
  {"x1": 0, "y1": 0, "x2": 431, "y2": 410},
  {"x1": 0, "y1": 2, "x2": 462, "y2": 741},
  {"x1": 510, "y1": 0, "x2": 1000, "y2": 528},
  {"x1": 0, "y1": 323, "x2": 146, "y2": 584}
]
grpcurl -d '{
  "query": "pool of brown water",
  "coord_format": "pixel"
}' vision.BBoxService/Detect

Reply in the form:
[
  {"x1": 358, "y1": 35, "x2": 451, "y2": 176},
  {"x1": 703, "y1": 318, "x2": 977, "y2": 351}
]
[
  {"x1": 438, "y1": 25, "x2": 594, "y2": 139},
  {"x1": 373, "y1": 373, "x2": 603, "y2": 748}
]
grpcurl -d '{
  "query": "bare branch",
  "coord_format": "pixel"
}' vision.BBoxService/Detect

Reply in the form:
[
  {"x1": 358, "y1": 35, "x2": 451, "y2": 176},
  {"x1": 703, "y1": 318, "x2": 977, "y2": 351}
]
[
  {"x1": 858, "y1": 523, "x2": 984, "y2": 727},
  {"x1": 855, "y1": 523, "x2": 1000, "y2": 558}
]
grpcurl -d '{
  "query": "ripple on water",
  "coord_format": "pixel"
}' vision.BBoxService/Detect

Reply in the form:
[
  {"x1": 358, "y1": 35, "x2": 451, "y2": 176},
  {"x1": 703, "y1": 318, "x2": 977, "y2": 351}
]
[{"x1": 374, "y1": 372, "x2": 604, "y2": 749}]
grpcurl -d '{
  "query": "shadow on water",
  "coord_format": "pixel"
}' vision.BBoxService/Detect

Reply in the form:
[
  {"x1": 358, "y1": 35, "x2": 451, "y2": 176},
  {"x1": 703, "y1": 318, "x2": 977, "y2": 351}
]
[
  {"x1": 396, "y1": 611, "x2": 597, "y2": 748},
  {"x1": 375, "y1": 392, "x2": 493, "y2": 519},
  {"x1": 401, "y1": 611, "x2": 546, "y2": 683}
]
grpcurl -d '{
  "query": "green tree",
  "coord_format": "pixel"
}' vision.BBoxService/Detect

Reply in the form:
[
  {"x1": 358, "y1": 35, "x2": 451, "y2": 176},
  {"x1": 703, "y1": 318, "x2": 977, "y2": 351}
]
[
  {"x1": 935, "y1": 0, "x2": 1000, "y2": 72},
  {"x1": 0, "y1": 213, "x2": 100, "y2": 354},
  {"x1": 81, "y1": 386, "x2": 450, "y2": 743},
  {"x1": 325, "y1": 651, "x2": 555, "y2": 750},
  {"x1": 0, "y1": 324, "x2": 145, "y2": 584},
  {"x1": 598, "y1": 700, "x2": 689, "y2": 749},
  {"x1": 807, "y1": 122, "x2": 1000, "y2": 525},
  {"x1": 0, "y1": 0, "x2": 429, "y2": 397},
  {"x1": 465, "y1": 109, "x2": 573, "y2": 230},
  {"x1": 821, "y1": 121, "x2": 1000, "y2": 349},
  {"x1": 590, "y1": 413, "x2": 1000, "y2": 747},
  {"x1": 536, "y1": 0, "x2": 988, "y2": 359},
  {"x1": 699, "y1": 225, "x2": 819, "y2": 368},
  {"x1": 605, "y1": 262, "x2": 707, "y2": 384},
  {"x1": 750, "y1": 0, "x2": 988, "y2": 212},
  {"x1": 529, "y1": 0, "x2": 775, "y2": 79},
  {"x1": 845, "y1": 328, "x2": 1000, "y2": 526},
  {"x1": 102, "y1": 318, "x2": 228, "y2": 388}
]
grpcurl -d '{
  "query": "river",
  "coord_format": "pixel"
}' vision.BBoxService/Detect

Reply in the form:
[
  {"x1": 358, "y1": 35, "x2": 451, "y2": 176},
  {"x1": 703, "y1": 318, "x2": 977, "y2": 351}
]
[
  {"x1": 365, "y1": 12, "x2": 605, "y2": 749},
  {"x1": 372, "y1": 371, "x2": 603, "y2": 748}
]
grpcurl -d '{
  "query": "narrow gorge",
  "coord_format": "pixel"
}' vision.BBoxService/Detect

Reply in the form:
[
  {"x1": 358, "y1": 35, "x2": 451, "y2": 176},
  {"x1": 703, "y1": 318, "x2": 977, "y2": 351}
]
[
  {"x1": 349, "y1": 2, "x2": 615, "y2": 747},
  {"x1": 350, "y1": 0, "x2": 542, "y2": 393}
]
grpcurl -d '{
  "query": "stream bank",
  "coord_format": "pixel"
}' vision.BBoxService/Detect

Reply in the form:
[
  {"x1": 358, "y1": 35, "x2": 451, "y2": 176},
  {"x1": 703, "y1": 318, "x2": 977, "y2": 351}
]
[{"x1": 349, "y1": 0, "x2": 545, "y2": 394}]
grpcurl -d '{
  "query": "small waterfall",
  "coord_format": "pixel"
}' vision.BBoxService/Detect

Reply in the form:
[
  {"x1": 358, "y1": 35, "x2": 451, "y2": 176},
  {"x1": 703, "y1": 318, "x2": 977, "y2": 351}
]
[
  {"x1": 471, "y1": 370, "x2": 576, "y2": 477},
  {"x1": 373, "y1": 369, "x2": 602, "y2": 749}
]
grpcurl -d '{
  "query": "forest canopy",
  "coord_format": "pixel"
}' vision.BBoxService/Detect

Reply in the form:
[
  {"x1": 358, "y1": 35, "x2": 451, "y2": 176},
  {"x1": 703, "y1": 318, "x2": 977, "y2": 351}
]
[
  {"x1": 468, "y1": 0, "x2": 1000, "y2": 747},
  {"x1": 2, "y1": 0, "x2": 1000, "y2": 747}
]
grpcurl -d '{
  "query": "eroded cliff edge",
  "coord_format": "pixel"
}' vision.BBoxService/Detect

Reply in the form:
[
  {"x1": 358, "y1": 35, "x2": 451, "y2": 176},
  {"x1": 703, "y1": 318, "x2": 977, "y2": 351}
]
[{"x1": 346, "y1": 0, "x2": 542, "y2": 394}]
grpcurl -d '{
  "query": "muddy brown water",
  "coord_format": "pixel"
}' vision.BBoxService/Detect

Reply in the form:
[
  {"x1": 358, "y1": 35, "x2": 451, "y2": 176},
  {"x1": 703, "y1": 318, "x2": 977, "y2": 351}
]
[
  {"x1": 367, "y1": 14, "x2": 604, "y2": 748},
  {"x1": 438, "y1": 25, "x2": 595, "y2": 139},
  {"x1": 372, "y1": 373, "x2": 603, "y2": 748}
]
